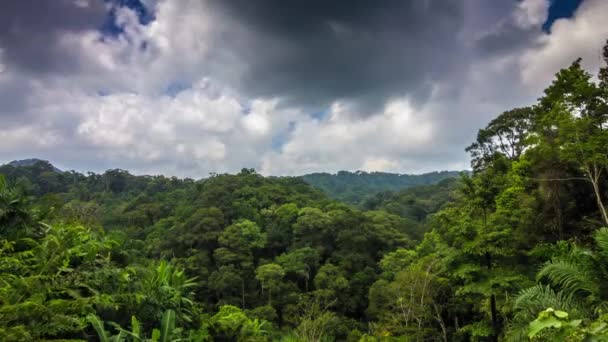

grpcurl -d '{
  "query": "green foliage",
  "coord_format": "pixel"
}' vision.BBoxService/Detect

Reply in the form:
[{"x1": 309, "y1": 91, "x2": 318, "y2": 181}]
[
  {"x1": 525, "y1": 307, "x2": 608, "y2": 341},
  {"x1": 0, "y1": 223, "x2": 117, "y2": 341},
  {"x1": 255, "y1": 263, "x2": 285, "y2": 305},
  {"x1": 509, "y1": 228, "x2": 608, "y2": 340},
  {"x1": 158, "y1": 309, "x2": 176, "y2": 342},
  {"x1": 0, "y1": 174, "x2": 42, "y2": 239},
  {"x1": 302, "y1": 170, "x2": 462, "y2": 205},
  {"x1": 210, "y1": 305, "x2": 272, "y2": 341},
  {"x1": 87, "y1": 314, "x2": 112, "y2": 342},
  {"x1": 87, "y1": 309, "x2": 183, "y2": 342},
  {"x1": 289, "y1": 297, "x2": 340, "y2": 342}
]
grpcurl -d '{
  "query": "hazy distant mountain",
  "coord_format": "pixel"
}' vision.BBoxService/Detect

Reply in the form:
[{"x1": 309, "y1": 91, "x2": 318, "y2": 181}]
[
  {"x1": 6, "y1": 158, "x2": 61, "y2": 172},
  {"x1": 301, "y1": 170, "x2": 465, "y2": 205}
]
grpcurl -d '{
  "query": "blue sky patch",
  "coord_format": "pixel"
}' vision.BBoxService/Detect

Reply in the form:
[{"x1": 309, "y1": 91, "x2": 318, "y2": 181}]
[
  {"x1": 543, "y1": 0, "x2": 584, "y2": 32},
  {"x1": 101, "y1": 0, "x2": 155, "y2": 36}
]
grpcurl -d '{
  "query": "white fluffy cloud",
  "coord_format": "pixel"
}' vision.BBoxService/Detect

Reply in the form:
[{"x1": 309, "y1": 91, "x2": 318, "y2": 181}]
[
  {"x1": 0, "y1": 0, "x2": 606, "y2": 177},
  {"x1": 514, "y1": 0, "x2": 550, "y2": 29},
  {"x1": 261, "y1": 99, "x2": 436, "y2": 175},
  {"x1": 519, "y1": 0, "x2": 608, "y2": 90}
]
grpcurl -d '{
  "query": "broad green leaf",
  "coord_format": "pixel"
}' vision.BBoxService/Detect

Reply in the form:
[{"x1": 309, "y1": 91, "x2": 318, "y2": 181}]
[
  {"x1": 131, "y1": 315, "x2": 141, "y2": 337},
  {"x1": 160, "y1": 309, "x2": 176, "y2": 342},
  {"x1": 528, "y1": 316, "x2": 562, "y2": 338},
  {"x1": 87, "y1": 314, "x2": 109, "y2": 342},
  {"x1": 151, "y1": 329, "x2": 161, "y2": 342}
]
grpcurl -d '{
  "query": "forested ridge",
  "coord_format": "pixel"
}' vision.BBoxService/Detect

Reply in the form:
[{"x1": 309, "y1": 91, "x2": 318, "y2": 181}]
[
  {"x1": 2, "y1": 42, "x2": 608, "y2": 341},
  {"x1": 301, "y1": 171, "x2": 462, "y2": 206}
]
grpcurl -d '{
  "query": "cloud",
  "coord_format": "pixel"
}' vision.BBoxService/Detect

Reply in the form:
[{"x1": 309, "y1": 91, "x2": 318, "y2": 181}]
[
  {"x1": 515, "y1": 0, "x2": 550, "y2": 29},
  {"x1": 0, "y1": 0, "x2": 107, "y2": 74},
  {"x1": 0, "y1": 0, "x2": 606, "y2": 177},
  {"x1": 519, "y1": 0, "x2": 608, "y2": 90},
  {"x1": 473, "y1": 0, "x2": 549, "y2": 59},
  {"x1": 204, "y1": 0, "x2": 470, "y2": 113},
  {"x1": 260, "y1": 98, "x2": 438, "y2": 175}
]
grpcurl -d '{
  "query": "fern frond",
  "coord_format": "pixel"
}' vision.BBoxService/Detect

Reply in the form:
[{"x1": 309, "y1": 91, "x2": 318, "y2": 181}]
[
  {"x1": 506, "y1": 284, "x2": 585, "y2": 342},
  {"x1": 513, "y1": 284, "x2": 579, "y2": 316},
  {"x1": 537, "y1": 259, "x2": 598, "y2": 298}
]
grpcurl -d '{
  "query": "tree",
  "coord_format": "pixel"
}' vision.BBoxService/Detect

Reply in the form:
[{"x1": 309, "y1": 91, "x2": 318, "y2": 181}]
[
  {"x1": 216, "y1": 220, "x2": 266, "y2": 308},
  {"x1": 103, "y1": 169, "x2": 130, "y2": 193},
  {"x1": 555, "y1": 105, "x2": 608, "y2": 225},
  {"x1": 367, "y1": 258, "x2": 447, "y2": 340},
  {"x1": 276, "y1": 247, "x2": 319, "y2": 292},
  {"x1": 425, "y1": 165, "x2": 531, "y2": 341},
  {"x1": 208, "y1": 265, "x2": 244, "y2": 305},
  {"x1": 289, "y1": 296, "x2": 339, "y2": 342},
  {"x1": 466, "y1": 107, "x2": 534, "y2": 171},
  {"x1": 170, "y1": 207, "x2": 225, "y2": 253},
  {"x1": 255, "y1": 263, "x2": 285, "y2": 305},
  {"x1": 292, "y1": 208, "x2": 333, "y2": 257},
  {"x1": 262, "y1": 203, "x2": 299, "y2": 256},
  {"x1": 0, "y1": 175, "x2": 40, "y2": 239},
  {"x1": 534, "y1": 59, "x2": 608, "y2": 225}
]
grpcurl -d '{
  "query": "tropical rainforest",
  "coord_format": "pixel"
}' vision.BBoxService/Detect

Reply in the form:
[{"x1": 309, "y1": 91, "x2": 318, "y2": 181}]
[{"x1": 2, "y1": 42, "x2": 608, "y2": 342}]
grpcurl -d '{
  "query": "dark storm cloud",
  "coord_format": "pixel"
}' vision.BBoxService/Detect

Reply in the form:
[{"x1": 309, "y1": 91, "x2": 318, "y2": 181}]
[
  {"x1": 207, "y1": 0, "x2": 468, "y2": 114},
  {"x1": 0, "y1": 0, "x2": 107, "y2": 74},
  {"x1": 474, "y1": 18, "x2": 540, "y2": 58}
]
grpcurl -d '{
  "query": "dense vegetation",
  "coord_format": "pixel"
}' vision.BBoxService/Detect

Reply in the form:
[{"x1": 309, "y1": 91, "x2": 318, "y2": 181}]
[
  {"x1": 302, "y1": 171, "x2": 462, "y2": 205},
  {"x1": 2, "y1": 41, "x2": 608, "y2": 341}
]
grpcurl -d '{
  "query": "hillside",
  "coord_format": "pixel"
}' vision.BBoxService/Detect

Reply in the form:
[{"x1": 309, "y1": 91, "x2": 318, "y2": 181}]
[
  {"x1": 301, "y1": 170, "x2": 463, "y2": 205},
  {"x1": 362, "y1": 177, "x2": 460, "y2": 221},
  {"x1": 0, "y1": 164, "x2": 425, "y2": 340}
]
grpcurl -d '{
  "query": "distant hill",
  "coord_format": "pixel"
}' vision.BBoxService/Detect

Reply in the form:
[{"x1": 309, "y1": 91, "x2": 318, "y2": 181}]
[
  {"x1": 6, "y1": 158, "x2": 61, "y2": 172},
  {"x1": 301, "y1": 170, "x2": 465, "y2": 205},
  {"x1": 1, "y1": 160, "x2": 464, "y2": 207},
  {"x1": 362, "y1": 177, "x2": 460, "y2": 220}
]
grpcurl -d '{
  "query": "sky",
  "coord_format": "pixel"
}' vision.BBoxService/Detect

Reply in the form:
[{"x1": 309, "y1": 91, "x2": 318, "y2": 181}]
[{"x1": 0, "y1": 0, "x2": 606, "y2": 177}]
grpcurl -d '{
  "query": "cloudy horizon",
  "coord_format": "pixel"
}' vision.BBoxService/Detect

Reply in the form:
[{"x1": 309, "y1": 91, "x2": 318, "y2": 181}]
[{"x1": 1, "y1": 0, "x2": 607, "y2": 177}]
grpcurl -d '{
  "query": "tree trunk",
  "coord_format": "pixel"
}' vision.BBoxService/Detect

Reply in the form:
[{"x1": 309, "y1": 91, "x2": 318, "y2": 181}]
[
  {"x1": 434, "y1": 304, "x2": 448, "y2": 342},
  {"x1": 590, "y1": 176, "x2": 608, "y2": 226},
  {"x1": 490, "y1": 294, "x2": 498, "y2": 342},
  {"x1": 486, "y1": 252, "x2": 499, "y2": 342},
  {"x1": 241, "y1": 279, "x2": 246, "y2": 309}
]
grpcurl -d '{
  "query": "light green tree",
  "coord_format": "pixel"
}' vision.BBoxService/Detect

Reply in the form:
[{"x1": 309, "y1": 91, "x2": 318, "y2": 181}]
[{"x1": 255, "y1": 263, "x2": 285, "y2": 305}]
